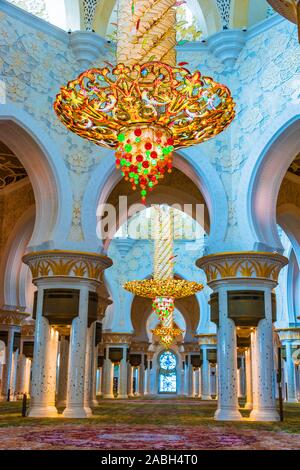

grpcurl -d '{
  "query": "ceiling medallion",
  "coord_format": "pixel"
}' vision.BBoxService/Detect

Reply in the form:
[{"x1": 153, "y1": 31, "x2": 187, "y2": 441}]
[{"x1": 54, "y1": 0, "x2": 235, "y2": 202}]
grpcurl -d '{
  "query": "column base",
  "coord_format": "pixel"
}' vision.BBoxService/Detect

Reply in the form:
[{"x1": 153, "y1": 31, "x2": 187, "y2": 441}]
[
  {"x1": 118, "y1": 394, "x2": 128, "y2": 399},
  {"x1": 244, "y1": 402, "x2": 253, "y2": 410},
  {"x1": 201, "y1": 395, "x2": 212, "y2": 400},
  {"x1": 63, "y1": 406, "x2": 92, "y2": 418},
  {"x1": 214, "y1": 408, "x2": 243, "y2": 421},
  {"x1": 249, "y1": 408, "x2": 280, "y2": 422},
  {"x1": 103, "y1": 394, "x2": 114, "y2": 399},
  {"x1": 28, "y1": 405, "x2": 59, "y2": 418},
  {"x1": 286, "y1": 398, "x2": 298, "y2": 403},
  {"x1": 91, "y1": 399, "x2": 98, "y2": 406}
]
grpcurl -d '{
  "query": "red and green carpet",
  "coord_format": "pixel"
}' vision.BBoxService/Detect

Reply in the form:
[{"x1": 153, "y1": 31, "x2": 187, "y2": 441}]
[{"x1": 0, "y1": 399, "x2": 299, "y2": 450}]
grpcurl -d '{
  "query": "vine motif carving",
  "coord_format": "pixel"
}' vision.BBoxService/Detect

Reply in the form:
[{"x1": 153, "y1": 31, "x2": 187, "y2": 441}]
[
  {"x1": 197, "y1": 252, "x2": 288, "y2": 283},
  {"x1": 23, "y1": 250, "x2": 112, "y2": 283}
]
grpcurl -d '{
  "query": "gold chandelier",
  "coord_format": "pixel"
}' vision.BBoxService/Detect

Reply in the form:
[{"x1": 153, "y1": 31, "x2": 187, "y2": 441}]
[
  {"x1": 123, "y1": 206, "x2": 203, "y2": 348},
  {"x1": 54, "y1": 0, "x2": 235, "y2": 202}
]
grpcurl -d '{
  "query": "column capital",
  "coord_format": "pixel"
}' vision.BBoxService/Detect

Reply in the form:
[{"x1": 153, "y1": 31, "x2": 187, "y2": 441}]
[
  {"x1": 21, "y1": 320, "x2": 35, "y2": 338},
  {"x1": 23, "y1": 250, "x2": 112, "y2": 285},
  {"x1": 103, "y1": 332, "x2": 133, "y2": 345},
  {"x1": 129, "y1": 341, "x2": 150, "y2": 353},
  {"x1": 0, "y1": 309, "x2": 29, "y2": 327},
  {"x1": 195, "y1": 334, "x2": 217, "y2": 346},
  {"x1": 196, "y1": 251, "x2": 288, "y2": 286},
  {"x1": 276, "y1": 328, "x2": 300, "y2": 342},
  {"x1": 183, "y1": 342, "x2": 199, "y2": 353}
]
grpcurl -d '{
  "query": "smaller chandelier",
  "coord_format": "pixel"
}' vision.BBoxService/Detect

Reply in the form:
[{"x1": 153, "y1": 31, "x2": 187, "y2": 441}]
[
  {"x1": 152, "y1": 323, "x2": 183, "y2": 349},
  {"x1": 123, "y1": 278, "x2": 203, "y2": 298}
]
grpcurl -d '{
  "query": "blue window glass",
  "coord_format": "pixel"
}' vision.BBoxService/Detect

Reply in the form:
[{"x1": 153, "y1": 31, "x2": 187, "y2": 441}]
[{"x1": 159, "y1": 351, "x2": 177, "y2": 393}]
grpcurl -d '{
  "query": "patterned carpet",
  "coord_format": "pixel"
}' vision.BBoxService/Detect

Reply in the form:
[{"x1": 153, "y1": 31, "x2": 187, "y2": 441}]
[
  {"x1": 0, "y1": 423, "x2": 300, "y2": 450},
  {"x1": 0, "y1": 399, "x2": 299, "y2": 450}
]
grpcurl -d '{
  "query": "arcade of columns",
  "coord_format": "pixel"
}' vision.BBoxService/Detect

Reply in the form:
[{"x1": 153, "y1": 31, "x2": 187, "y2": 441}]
[{"x1": 1, "y1": 249, "x2": 299, "y2": 421}]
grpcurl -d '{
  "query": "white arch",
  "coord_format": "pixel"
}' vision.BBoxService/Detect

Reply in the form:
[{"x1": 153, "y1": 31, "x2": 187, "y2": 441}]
[
  {"x1": 82, "y1": 146, "x2": 228, "y2": 253},
  {"x1": 237, "y1": 110, "x2": 300, "y2": 251},
  {"x1": 0, "y1": 105, "x2": 73, "y2": 250},
  {"x1": 0, "y1": 206, "x2": 35, "y2": 310},
  {"x1": 277, "y1": 204, "x2": 300, "y2": 266}
]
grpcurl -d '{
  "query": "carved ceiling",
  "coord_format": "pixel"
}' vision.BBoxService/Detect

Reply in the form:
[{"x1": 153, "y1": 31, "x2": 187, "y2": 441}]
[{"x1": 0, "y1": 141, "x2": 27, "y2": 190}]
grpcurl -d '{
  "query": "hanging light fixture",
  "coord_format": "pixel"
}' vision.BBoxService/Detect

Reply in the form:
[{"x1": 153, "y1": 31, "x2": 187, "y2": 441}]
[
  {"x1": 123, "y1": 206, "x2": 203, "y2": 348},
  {"x1": 54, "y1": 0, "x2": 235, "y2": 202}
]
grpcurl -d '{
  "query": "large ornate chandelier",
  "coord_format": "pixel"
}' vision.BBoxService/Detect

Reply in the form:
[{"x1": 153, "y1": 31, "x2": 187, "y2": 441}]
[
  {"x1": 123, "y1": 206, "x2": 203, "y2": 348},
  {"x1": 54, "y1": 0, "x2": 235, "y2": 201}
]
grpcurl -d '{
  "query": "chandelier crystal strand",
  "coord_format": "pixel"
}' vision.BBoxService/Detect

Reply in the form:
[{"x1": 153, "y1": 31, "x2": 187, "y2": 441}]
[
  {"x1": 151, "y1": 206, "x2": 178, "y2": 348},
  {"x1": 117, "y1": 0, "x2": 177, "y2": 66}
]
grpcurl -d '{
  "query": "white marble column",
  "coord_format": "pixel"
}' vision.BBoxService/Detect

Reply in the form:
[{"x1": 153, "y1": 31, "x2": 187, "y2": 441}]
[
  {"x1": 83, "y1": 323, "x2": 94, "y2": 412},
  {"x1": 210, "y1": 365, "x2": 217, "y2": 398},
  {"x1": 284, "y1": 341, "x2": 297, "y2": 403},
  {"x1": 24, "y1": 359, "x2": 32, "y2": 395},
  {"x1": 29, "y1": 287, "x2": 59, "y2": 417},
  {"x1": 90, "y1": 324, "x2": 98, "y2": 406},
  {"x1": 103, "y1": 348, "x2": 114, "y2": 398},
  {"x1": 250, "y1": 288, "x2": 279, "y2": 421},
  {"x1": 10, "y1": 349, "x2": 19, "y2": 399},
  {"x1": 119, "y1": 346, "x2": 128, "y2": 398},
  {"x1": 96, "y1": 367, "x2": 102, "y2": 396},
  {"x1": 180, "y1": 367, "x2": 185, "y2": 396},
  {"x1": 215, "y1": 287, "x2": 242, "y2": 421},
  {"x1": 139, "y1": 358, "x2": 145, "y2": 396},
  {"x1": 63, "y1": 285, "x2": 91, "y2": 417},
  {"x1": 201, "y1": 346, "x2": 211, "y2": 400},
  {"x1": 1, "y1": 328, "x2": 14, "y2": 399},
  {"x1": 150, "y1": 365, "x2": 156, "y2": 395},
  {"x1": 145, "y1": 359, "x2": 151, "y2": 395},
  {"x1": 194, "y1": 368, "x2": 200, "y2": 397},
  {"x1": 187, "y1": 356, "x2": 194, "y2": 397},
  {"x1": 57, "y1": 336, "x2": 69, "y2": 407},
  {"x1": 183, "y1": 360, "x2": 188, "y2": 396},
  {"x1": 128, "y1": 365, "x2": 134, "y2": 397},
  {"x1": 244, "y1": 347, "x2": 253, "y2": 409},
  {"x1": 16, "y1": 353, "x2": 27, "y2": 397}
]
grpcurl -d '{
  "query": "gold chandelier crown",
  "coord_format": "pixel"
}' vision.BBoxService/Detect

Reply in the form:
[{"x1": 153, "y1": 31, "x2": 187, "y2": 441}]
[
  {"x1": 123, "y1": 278, "x2": 203, "y2": 298},
  {"x1": 54, "y1": 61, "x2": 235, "y2": 150}
]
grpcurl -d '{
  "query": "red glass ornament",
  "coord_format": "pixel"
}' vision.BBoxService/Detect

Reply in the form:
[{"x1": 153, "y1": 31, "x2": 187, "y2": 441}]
[
  {"x1": 134, "y1": 128, "x2": 142, "y2": 136},
  {"x1": 136, "y1": 154, "x2": 143, "y2": 162},
  {"x1": 142, "y1": 160, "x2": 149, "y2": 168},
  {"x1": 150, "y1": 151, "x2": 157, "y2": 158},
  {"x1": 145, "y1": 142, "x2": 152, "y2": 150}
]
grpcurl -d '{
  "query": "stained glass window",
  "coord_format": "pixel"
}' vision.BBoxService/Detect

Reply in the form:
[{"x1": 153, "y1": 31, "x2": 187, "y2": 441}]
[
  {"x1": 160, "y1": 351, "x2": 177, "y2": 370},
  {"x1": 159, "y1": 351, "x2": 177, "y2": 393}
]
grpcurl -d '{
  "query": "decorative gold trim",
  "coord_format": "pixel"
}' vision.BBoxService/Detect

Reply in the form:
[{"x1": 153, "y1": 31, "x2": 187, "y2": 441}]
[
  {"x1": 195, "y1": 333, "x2": 217, "y2": 345},
  {"x1": 23, "y1": 250, "x2": 113, "y2": 283},
  {"x1": 102, "y1": 332, "x2": 133, "y2": 344},
  {"x1": 275, "y1": 327, "x2": 300, "y2": 342},
  {"x1": 0, "y1": 310, "x2": 29, "y2": 326},
  {"x1": 196, "y1": 251, "x2": 288, "y2": 284},
  {"x1": 123, "y1": 278, "x2": 203, "y2": 299}
]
